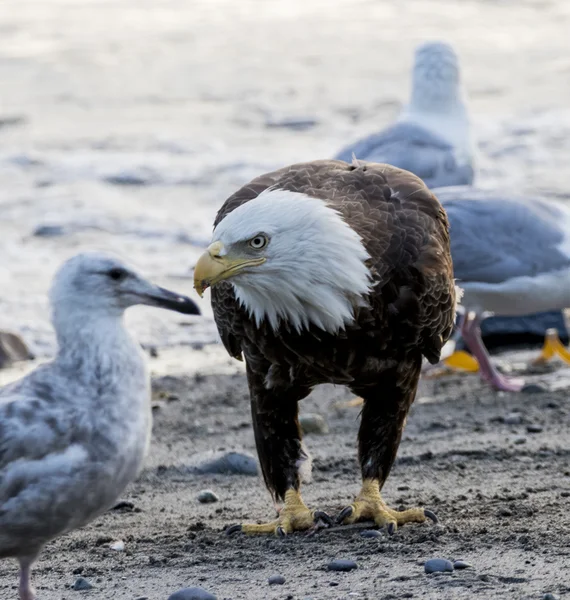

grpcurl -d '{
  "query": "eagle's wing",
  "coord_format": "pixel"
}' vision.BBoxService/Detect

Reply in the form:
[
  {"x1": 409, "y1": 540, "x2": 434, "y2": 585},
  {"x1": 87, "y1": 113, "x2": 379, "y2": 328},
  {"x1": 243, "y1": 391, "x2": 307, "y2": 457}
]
[{"x1": 212, "y1": 160, "x2": 456, "y2": 366}]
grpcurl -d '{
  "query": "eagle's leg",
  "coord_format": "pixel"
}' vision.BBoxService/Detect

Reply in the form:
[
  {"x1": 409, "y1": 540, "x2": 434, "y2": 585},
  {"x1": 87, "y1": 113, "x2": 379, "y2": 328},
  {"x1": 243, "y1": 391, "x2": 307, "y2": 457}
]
[
  {"x1": 228, "y1": 362, "x2": 331, "y2": 536},
  {"x1": 338, "y1": 361, "x2": 436, "y2": 533}
]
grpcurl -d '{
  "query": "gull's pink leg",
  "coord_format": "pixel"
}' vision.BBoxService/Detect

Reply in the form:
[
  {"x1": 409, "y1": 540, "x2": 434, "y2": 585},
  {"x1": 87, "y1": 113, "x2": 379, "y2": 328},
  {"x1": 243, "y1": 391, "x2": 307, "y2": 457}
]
[
  {"x1": 461, "y1": 313, "x2": 525, "y2": 392},
  {"x1": 19, "y1": 556, "x2": 37, "y2": 600}
]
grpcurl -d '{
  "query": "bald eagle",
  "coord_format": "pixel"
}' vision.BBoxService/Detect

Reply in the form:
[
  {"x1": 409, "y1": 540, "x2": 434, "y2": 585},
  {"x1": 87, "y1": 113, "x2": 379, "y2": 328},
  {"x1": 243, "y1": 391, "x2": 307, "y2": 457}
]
[{"x1": 194, "y1": 160, "x2": 456, "y2": 535}]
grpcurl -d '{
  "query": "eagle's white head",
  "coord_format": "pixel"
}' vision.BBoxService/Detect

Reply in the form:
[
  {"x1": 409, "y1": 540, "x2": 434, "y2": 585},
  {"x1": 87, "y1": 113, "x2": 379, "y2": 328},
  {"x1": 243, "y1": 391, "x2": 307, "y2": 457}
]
[{"x1": 193, "y1": 189, "x2": 372, "y2": 333}]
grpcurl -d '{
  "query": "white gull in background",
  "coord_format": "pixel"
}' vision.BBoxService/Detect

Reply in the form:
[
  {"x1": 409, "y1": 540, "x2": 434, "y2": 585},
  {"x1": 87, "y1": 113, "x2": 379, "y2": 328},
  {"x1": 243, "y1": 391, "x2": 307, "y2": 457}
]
[
  {"x1": 0, "y1": 253, "x2": 199, "y2": 600},
  {"x1": 438, "y1": 187, "x2": 570, "y2": 391},
  {"x1": 335, "y1": 41, "x2": 474, "y2": 189}
]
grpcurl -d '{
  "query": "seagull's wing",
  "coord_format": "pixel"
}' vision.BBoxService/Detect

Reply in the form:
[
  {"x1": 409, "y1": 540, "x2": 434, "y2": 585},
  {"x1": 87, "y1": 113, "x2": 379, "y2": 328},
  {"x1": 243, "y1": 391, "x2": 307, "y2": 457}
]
[
  {"x1": 0, "y1": 366, "x2": 82, "y2": 474},
  {"x1": 436, "y1": 187, "x2": 570, "y2": 284},
  {"x1": 335, "y1": 122, "x2": 474, "y2": 189}
]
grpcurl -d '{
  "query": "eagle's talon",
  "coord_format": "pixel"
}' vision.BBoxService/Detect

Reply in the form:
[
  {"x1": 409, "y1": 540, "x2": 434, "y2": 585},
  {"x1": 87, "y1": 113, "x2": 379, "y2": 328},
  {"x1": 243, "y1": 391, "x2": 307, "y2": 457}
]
[
  {"x1": 336, "y1": 506, "x2": 354, "y2": 524},
  {"x1": 226, "y1": 524, "x2": 243, "y2": 536},
  {"x1": 424, "y1": 509, "x2": 438, "y2": 524},
  {"x1": 386, "y1": 521, "x2": 397, "y2": 535},
  {"x1": 276, "y1": 526, "x2": 287, "y2": 537},
  {"x1": 313, "y1": 510, "x2": 333, "y2": 527}
]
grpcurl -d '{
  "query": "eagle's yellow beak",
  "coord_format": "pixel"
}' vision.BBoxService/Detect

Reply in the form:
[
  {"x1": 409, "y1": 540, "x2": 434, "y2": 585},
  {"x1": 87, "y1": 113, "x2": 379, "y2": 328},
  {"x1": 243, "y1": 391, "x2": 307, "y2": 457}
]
[{"x1": 193, "y1": 241, "x2": 266, "y2": 297}]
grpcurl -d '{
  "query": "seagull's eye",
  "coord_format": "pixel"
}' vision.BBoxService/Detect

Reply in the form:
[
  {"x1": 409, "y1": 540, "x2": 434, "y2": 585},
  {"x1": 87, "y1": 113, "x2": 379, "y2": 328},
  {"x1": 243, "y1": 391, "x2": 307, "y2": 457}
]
[
  {"x1": 249, "y1": 235, "x2": 268, "y2": 250},
  {"x1": 107, "y1": 268, "x2": 128, "y2": 282}
]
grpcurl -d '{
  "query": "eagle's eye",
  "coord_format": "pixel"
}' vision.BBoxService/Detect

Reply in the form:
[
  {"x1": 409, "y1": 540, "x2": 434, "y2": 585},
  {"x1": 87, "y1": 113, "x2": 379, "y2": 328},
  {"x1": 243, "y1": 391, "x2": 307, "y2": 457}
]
[{"x1": 249, "y1": 235, "x2": 268, "y2": 250}]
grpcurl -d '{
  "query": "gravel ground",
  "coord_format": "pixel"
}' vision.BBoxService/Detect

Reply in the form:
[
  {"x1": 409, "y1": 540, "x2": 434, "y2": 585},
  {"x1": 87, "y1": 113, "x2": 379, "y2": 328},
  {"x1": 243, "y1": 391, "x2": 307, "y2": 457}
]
[{"x1": 1, "y1": 348, "x2": 569, "y2": 599}]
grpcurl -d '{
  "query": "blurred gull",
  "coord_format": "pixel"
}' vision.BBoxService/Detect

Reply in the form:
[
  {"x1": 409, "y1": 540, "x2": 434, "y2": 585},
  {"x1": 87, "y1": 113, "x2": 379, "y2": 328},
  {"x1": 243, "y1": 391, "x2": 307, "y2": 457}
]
[
  {"x1": 335, "y1": 41, "x2": 474, "y2": 189},
  {"x1": 438, "y1": 187, "x2": 570, "y2": 391},
  {"x1": 0, "y1": 253, "x2": 199, "y2": 600}
]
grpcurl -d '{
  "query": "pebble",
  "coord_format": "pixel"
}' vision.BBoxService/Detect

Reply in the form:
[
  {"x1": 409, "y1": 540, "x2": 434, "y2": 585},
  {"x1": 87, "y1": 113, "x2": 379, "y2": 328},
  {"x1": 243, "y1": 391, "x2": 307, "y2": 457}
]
[
  {"x1": 360, "y1": 529, "x2": 383, "y2": 538},
  {"x1": 167, "y1": 587, "x2": 217, "y2": 600},
  {"x1": 514, "y1": 437, "x2": 527, "y2": 445},
  {"x1": 191, "y1": 451, "x2": 258, "y2": 476},
  {"x1": 134, "y1": 597, "x2": 149, "y2": 600},
  {"x1": 299, "y1": 413, "x2": 329, "y2": 435},
  {"x1": 72, "y1": 577, "x2": 93, "y2": 591},
  {"x1": 424, "y1": 558, "x2": 454, "y2": 574},
  {"x1": 543, "y1": 594, "x2": 560, "y2": 600},
  {"x1": 453, "y1": 560, "x2": 473, "y2": 570},
  {"x1": 197, "y1": 489, "x2": 219, "y2": 504},
  {"x1": 527, "y1": 424, "x2": 543, "y2": 433},
  {"x1": 268, "y1": 575, "x2": 286, "y2": 585},
  {"x1": 504, "y1": 412, "x2": 523, "y2": 425},
  {"x1": 109, "y1": 540, "x2": 125, "y2": 551},
  {"x1": 0, "y1": 331, "x2": 33, "y2": 368},
  {"x1": 328, "y1": 559, "x2": 358, "y2": 572}
]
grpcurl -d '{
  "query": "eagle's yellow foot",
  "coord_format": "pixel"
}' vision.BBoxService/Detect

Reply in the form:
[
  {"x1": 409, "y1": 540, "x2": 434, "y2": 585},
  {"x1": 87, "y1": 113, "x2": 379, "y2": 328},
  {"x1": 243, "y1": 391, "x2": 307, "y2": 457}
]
[
  {"x1": 533, "y1": 329, "x2": 570, "y2": 365},
  {"x1": 337, "y1": 478, "x2": 437, "y2": 535},
  {"x1": 226, "y1": 489, "x2": 332, "y2": 537},
  {"x1": 444, "y1": 350, "x2": 480, "y2": 372}
]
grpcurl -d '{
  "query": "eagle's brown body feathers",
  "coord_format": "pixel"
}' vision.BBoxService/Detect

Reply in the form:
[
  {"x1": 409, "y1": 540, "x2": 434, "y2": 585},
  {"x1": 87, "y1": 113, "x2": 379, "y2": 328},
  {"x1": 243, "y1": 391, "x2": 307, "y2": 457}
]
[{"x1": 211, "y1": 160, "x2": 455, "y2": 503}]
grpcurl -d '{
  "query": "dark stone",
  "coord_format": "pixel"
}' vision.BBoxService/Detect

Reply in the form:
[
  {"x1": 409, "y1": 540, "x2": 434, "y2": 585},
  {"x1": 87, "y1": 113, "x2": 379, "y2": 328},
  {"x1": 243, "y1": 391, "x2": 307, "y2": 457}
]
[
  {"x1": 327, "y1": 559, "x2": 358, "y2": 572},
  {"x1": 424, "y1": 558, "x2": 454, "y2": 574},
  {"x1": 167, "y1": 587, "x2": 217, "y2": 600},
  {"x1": 268, "y1": 575, "x2": 286, "y2": 585},
  {"x1": 526, "y1": 424, "x2": 544, "y2": 433},
  {"x1": 72, "y1": 577, "x2": 93, "y2": 590},
  {"x1": 190, "y1": 451, "x2": 258, "y2": 476}
]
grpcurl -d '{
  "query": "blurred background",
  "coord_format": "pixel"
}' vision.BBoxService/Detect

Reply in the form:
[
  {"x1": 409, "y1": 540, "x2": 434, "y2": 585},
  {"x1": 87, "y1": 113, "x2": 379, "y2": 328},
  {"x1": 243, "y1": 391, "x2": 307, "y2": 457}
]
[{"x1": 1, "y1": 0, "x2": 569, "y2": 361}]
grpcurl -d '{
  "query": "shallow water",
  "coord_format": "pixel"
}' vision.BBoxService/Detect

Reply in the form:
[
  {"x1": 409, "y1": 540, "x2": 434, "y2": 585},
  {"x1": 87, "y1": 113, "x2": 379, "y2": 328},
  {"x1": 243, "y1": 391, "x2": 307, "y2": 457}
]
[{"x1": 1, "y1": 0, "x2": 570, "y2": 356}]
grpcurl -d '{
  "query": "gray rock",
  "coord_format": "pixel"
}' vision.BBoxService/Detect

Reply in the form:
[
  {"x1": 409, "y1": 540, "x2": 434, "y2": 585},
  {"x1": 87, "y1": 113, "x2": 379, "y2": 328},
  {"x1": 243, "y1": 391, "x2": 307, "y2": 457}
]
[
  {"x1": 190, "y1": 451, "x2": 258, "y2": 476},
  {"x1": 543, "y1": 594, "x2": 560, "y2": 600},
  {"x1": 513, "y1": 437, "x2": 527, "y2": 445},
  {"x1": 268, "y1": 575, "x2": 286, "y2": 585},
  {"x1": 453, "y1": 560, "x2": 473, "y2": 569},
  {"x1": 72, "y1": 577, "x2": 93, "y2": 590},
  {"x1": 33, "y1": 224, "x2": 66, "y2": 237},
  {"x1": 527, "y1": 423, "x2": 543, "y2": 433},
  {"x1": 134, "y1": 597, "x2": 149, "y2": 600},
  {"x1": 360, "y1": 529, "x2": 382, "y2": 538},
  {"x1": 504, "y1": 412, "x2": 523, "y2": 425},
  {"x1": 424, "y1": 558, "x2": 454, "y2": 574},
  {"x1": 327, "y1": 559, "x2": 358, "y2": 572},
  {"x1": 0, "y1": 332, "x2": 33, "y2": 368},
  {"x1": 197, "y1": 489, "x2": 219, "y2": 504},
  {"x1": 299, "y1": 413, "x2": 329, "y2": 435},
  {"x1": 167, "y1": 587, "x2": 217, "y2": 600}
]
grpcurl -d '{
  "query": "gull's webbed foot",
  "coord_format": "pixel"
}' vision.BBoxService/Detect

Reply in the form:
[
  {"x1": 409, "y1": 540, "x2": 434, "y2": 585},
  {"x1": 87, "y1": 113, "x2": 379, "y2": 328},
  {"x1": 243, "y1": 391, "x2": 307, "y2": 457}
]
[
  {"x1": 533, "y1": 328, "x2": 570, "y2": 366},
  {"x1": 226, "y1": 488, "x2": 332, "y2": 537},
  {"x1": 443, "y1": 350, "x2": 480, "y2": 372},
  {"x1": 337, "y1": 478, "x2": 437, "y2": 534}
]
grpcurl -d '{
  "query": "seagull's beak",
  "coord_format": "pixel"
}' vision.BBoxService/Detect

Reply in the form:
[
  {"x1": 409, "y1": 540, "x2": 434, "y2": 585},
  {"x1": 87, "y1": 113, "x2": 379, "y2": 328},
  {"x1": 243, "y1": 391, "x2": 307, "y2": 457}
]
[
  {"x1": 193, "y1": 241, "x2": 266, "y2": 297},
  {"x1": 132, "y1": 279, "x2": 201, "y2": 315}
]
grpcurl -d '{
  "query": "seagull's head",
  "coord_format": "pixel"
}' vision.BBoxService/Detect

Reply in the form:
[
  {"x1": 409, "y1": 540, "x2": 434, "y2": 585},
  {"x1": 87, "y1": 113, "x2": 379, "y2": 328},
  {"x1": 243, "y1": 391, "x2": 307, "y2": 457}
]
[
  {"x1": 193, "y1": 188, "x2": 371, "y2": 333},
  {"x1": 50, "y1": 253, "x2": 200, "y2": 319},
  {"x1": 410, "y1": 41, "x2": 464, "y2": 110}
]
